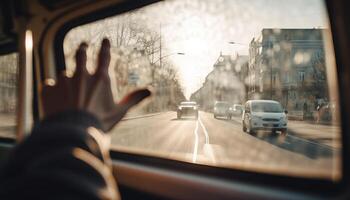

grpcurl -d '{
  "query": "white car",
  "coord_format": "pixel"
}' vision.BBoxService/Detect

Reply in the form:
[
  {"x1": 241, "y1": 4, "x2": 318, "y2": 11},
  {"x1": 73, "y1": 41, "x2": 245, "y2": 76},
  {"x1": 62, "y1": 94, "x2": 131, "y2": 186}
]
[
  {"x1": 177, "y1": 101, "x2": 199, "y2": 119},
  {"x1": 242, "y1": 100, "x2": 287, "y2": 135}
]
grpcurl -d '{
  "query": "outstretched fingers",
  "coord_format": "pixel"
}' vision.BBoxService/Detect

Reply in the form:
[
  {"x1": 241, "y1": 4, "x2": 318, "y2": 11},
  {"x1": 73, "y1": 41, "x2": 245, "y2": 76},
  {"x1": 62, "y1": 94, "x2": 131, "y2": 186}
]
[
  {"x1": 96, "y1": 38, "x2": 111, "y2": 77},
  {"x1": 101, "y1": 89, "x2": 151, "y2": 131},
  {"x1": 73, "y1": 42, "x2": 89, "y2": 108},
  {"x1": 119, "y1": 89, "x2": 152, "y2": 110},
  {"x1": 74, "y1": 42, "x2": 88, "y2": 78}
]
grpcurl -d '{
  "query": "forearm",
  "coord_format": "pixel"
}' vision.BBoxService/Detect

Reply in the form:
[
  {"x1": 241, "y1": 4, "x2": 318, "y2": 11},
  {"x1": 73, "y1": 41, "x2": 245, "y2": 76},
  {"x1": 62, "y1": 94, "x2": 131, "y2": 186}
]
[{"x1": 0, "y1": 111, "x2": 119, "y2": 199}]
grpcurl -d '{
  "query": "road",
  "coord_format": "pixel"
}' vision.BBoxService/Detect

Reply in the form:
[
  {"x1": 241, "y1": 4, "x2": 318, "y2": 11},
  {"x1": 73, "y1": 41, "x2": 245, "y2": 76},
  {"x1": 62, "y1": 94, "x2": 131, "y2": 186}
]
[{"x1": 110, "y1": 111, "x2": 341, "y2": 180}]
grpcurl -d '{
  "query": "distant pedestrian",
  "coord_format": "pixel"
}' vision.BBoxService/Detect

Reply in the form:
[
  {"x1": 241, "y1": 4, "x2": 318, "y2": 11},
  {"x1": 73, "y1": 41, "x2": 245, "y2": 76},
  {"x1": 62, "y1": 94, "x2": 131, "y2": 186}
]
[
  {"x1": 331, "y1": 102, "x2": 337, "y2": 122},
  {"x1": 316, "y1": 104, "x2": 320, "y2": 123},
  {"x1": 303, "y1": 102, "x2": 308, "y2": 120}
]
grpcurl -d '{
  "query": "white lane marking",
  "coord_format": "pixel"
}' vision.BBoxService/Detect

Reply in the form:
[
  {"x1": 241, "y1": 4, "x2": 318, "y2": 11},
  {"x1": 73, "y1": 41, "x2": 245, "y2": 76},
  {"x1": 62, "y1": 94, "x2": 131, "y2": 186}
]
[
  {"x1": 198, "y1": 117, "x2": 210, "y2": 144},
  {"x1": 198, "y1": 116, "x2": 217, "y2": 164},
  {"x1": 192, "y1": 120, "x2": 199, "y2": 163}
]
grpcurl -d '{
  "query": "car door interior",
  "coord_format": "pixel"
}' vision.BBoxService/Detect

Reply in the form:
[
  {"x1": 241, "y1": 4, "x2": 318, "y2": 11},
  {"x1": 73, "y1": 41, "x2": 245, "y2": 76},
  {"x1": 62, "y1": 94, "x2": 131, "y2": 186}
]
[{"x1": 0, "y1": 0, "x2": 349, "y2": 199}]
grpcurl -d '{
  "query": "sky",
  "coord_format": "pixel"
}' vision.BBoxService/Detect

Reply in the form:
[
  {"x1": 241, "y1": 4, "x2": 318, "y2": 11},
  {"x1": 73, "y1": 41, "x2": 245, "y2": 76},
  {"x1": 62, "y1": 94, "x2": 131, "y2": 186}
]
[{"x1": 67, "y1": 0, "x2": 330, "y2": 99}]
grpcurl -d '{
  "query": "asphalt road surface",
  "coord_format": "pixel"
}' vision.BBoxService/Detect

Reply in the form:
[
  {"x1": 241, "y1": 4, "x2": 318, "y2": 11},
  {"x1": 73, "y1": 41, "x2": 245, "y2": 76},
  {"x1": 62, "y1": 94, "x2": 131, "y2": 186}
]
[{"x1": 110, "y1": 111, "x2": 341, "y2": 179}]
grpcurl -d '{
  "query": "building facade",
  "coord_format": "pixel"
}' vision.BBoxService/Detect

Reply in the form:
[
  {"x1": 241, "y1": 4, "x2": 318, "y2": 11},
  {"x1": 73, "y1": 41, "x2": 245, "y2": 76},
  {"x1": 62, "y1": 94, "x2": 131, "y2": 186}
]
[
  {"x1": 247, "y1": 29, "x2": 328, "y2": 119},
  {"x1": 190, "y1": 53, "x2": 248, "y2": 111}
]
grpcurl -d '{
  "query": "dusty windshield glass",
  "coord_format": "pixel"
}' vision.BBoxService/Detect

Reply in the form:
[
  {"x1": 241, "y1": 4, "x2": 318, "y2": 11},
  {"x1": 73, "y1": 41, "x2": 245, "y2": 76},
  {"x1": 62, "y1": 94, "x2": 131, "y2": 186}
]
[{"x1": 64, "y1": 0, "x2": 341, "y2": 180}]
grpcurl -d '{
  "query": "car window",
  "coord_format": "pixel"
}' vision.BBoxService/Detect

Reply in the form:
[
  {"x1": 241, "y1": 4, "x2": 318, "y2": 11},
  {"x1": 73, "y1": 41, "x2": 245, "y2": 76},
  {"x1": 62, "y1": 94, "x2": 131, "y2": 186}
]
[
  {"x1": 0, "y1": 53, "x2": 18, "y2": 139},
  {"x1": 64, "y1": 0, "x2": 341, "y2": 180},
  {"x1": 234, "y1": 105, "x2": 242, "y2": 110},
  {"x1": 215, "y1": 102, "x2": 229, "y2": 108},
  {"x1": 251, "y1": 102, "x2": 283, "y2": 113}
]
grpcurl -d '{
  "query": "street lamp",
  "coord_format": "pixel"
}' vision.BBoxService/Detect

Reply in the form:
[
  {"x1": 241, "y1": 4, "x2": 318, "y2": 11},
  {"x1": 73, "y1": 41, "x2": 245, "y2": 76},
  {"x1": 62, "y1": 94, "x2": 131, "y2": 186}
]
[
  {"x1": 150, "y1": 52, "x2": 185, "y2": 85},
  {"x1": 228, "y1": 41, "x2": 248, "y2": 46},
  {"x1": 156, "y1": 52, "x2": 185, "y2": 67},
  {"x1": 161, "y1": 52, "x2": 185, "y2": 59}
]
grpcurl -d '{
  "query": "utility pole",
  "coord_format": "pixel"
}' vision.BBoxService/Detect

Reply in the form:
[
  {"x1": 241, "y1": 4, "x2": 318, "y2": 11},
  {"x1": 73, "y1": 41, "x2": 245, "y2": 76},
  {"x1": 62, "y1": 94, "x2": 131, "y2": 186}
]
[
  {"x1": 270, "y1": 60, "x2": 273, "y2": 99},
  {"x1": 159, "y1": 23, "x2": 163, "y2": 110},
  {"x1": 159, "y1": 23, "x2": 162, "y2": 70},
  {"x1": 270, "y1": 43, "x2": 274, "y2": 100}
]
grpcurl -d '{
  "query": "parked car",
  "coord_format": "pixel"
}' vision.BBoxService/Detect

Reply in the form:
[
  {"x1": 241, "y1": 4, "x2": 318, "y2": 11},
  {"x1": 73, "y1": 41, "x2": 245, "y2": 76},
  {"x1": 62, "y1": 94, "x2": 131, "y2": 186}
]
[
  {"x1": 214, "y1": 101, "x2": 231, "y2": 119},
  {"x1": 177, "y1": 101, "x2": 199, "y2": 119},
  {"x1": 242, "y1": 100, "x2": 287, "y2": 135}
]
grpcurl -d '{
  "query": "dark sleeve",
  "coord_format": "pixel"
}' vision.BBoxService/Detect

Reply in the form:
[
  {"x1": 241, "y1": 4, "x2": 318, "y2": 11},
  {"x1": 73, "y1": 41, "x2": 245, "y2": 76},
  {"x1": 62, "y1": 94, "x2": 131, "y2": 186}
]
[{"x1": 0, "y1": 111, "x2": 120, "y2": 200}]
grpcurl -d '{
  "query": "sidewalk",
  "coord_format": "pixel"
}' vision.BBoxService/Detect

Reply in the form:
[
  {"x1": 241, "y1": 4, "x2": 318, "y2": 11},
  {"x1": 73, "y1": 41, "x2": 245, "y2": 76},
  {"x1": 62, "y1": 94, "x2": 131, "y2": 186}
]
[
  {"x1": 228, "y1": 113, "x2": 341, "y2": 149},
  {"x1": 287, "y1": 120, "x2": 341, "y2": 149}
]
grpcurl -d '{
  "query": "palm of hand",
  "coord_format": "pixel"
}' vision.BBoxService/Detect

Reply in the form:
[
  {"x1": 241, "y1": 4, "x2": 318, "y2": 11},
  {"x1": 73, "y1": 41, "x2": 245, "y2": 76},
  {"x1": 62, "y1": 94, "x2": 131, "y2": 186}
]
[{"x1": 42, "y1": 39, "x2": 150, "y2": 131}]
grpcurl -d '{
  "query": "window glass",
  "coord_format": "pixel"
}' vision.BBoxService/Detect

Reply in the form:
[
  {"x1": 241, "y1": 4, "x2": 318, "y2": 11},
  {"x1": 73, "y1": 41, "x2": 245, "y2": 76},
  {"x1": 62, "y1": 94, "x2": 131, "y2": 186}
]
[
  {"x1": 251, "y1": 101, "x2": 283, "y2": 113},
  {"x1": 64, "y1": 0, "x2": 341, "y2": 180},
  {"x1": 0, "y1": 53, "x2": 18, "y2": 139}
]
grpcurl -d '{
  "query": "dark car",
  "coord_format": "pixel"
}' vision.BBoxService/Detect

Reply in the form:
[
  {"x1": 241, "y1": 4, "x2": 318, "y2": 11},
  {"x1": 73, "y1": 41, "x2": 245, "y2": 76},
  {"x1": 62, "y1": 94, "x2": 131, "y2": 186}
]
[
  {"x1": 177, "y1": 101, "x2": 199, "y2": 119},
  {"x1": 213, "y1": 101, "x2": 231, "y2": 119},
  {"x1": 229, "y1": 104, "x2": 243, "y2": 117}
]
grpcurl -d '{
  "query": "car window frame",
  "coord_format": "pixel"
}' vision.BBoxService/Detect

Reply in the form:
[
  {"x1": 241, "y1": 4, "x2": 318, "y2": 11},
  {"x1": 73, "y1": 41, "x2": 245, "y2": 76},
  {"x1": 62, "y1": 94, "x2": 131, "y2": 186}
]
[
  {"x1": 325, "y1": 0, "x2": 350, "y2": 192},
  {"x1": 46, "y1": 0, "x2": 348, "y2": 196}
]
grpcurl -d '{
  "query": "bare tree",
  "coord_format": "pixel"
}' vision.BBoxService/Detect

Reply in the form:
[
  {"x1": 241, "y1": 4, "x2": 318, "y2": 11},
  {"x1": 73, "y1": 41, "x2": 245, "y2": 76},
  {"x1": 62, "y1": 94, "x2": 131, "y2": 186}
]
[{"x1": 64, "y1": 14, "x2": 185, "y2": 113}]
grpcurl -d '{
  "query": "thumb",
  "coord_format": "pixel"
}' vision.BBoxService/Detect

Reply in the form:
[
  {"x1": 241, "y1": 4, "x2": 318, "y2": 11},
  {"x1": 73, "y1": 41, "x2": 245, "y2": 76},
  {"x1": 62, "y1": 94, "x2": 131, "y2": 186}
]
[
  {"x1": 119, "y1": 89, "x2": 151, "y2": 109},
  {"x1": 101, "y1": 89, "x2": 151, "y2": 132}
]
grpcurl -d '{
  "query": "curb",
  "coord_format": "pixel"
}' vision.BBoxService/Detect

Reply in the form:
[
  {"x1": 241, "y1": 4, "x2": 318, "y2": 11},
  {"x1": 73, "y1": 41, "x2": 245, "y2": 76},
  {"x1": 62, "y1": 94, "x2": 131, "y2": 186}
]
[
  {"x1": 121, "y1": 112, "x2": 164, "y2": 121},
  {"x1": 286, "y1": 128, "x2": 337, "y2": 150},
  {"x1": 288, "y1": 119, "x2": 338, "y2": 126}
]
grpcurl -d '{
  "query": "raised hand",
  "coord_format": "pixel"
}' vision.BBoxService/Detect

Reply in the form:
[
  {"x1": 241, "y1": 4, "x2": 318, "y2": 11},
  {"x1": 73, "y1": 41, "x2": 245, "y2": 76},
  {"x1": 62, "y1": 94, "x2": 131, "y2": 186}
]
[{"x1": 41, "y1": 38, "x2": 151, "y2": 132}]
